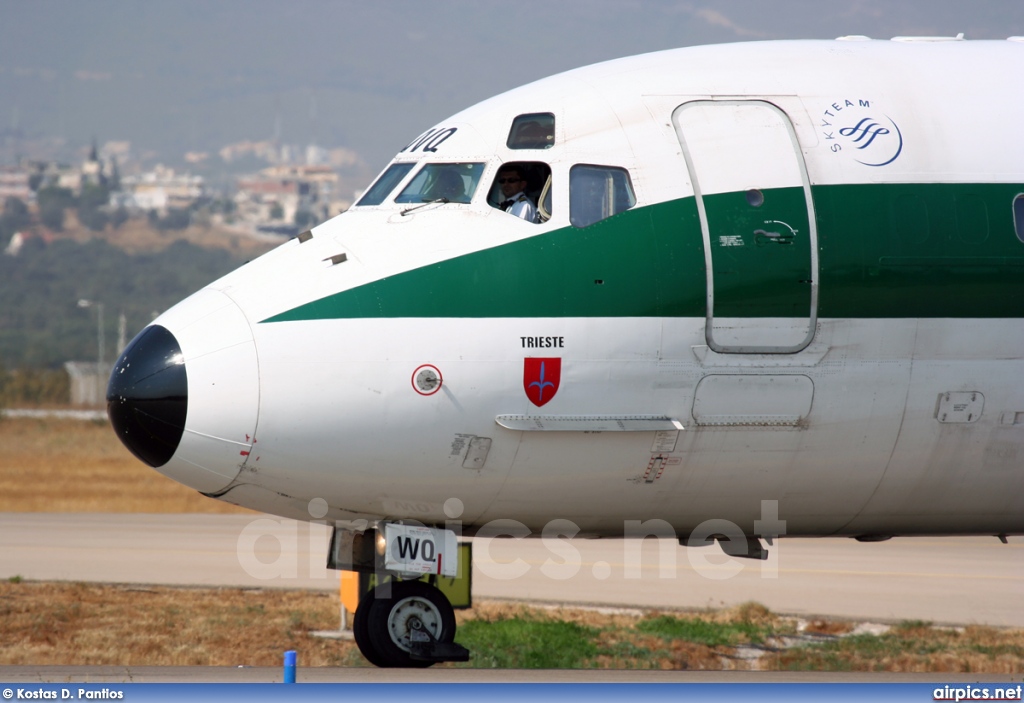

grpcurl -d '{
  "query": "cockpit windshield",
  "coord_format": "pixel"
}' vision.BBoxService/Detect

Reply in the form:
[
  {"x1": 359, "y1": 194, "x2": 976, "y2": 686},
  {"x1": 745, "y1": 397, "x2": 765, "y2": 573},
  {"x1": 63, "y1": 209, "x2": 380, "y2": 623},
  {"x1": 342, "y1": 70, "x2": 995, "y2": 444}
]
[
  {"x1": 394, "y1": 163, "x2": 485, "y2": 204},
  {"x1": 356, "y1": 163, "x2": 416, "y2": 206}
]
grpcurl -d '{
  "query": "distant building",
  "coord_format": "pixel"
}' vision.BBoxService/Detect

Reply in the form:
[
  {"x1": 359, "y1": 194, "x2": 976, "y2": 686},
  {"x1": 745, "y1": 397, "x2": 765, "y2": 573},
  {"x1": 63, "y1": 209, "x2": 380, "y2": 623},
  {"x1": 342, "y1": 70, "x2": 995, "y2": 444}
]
[
  {"x1": 219, "y1": 140, "x2": 281, "y2": 163},
  {"x1": 234, "y1": 164, "x2": 340, "y2": 231},
  {"x1": 56, "y1": 169, "x2": 84, "y2": 192},
  {"x1": 4, "y1": 230, "x2": 54, "y2": 255},
  {"x1": 0, "y1": 167, "x2": 32, "y2": 203},
  {"x1": 100, "y1": 141, "x2": 132, "y2": 163},
  {"x1": 44, "y1": 144, "x2": 106, "y2": 195},
  {"x1": 112, "y1": 165, "x2": 206, "y2": 213},
  {"x1": 4, "y1": 232, "x2": 24, "y2": 256}
]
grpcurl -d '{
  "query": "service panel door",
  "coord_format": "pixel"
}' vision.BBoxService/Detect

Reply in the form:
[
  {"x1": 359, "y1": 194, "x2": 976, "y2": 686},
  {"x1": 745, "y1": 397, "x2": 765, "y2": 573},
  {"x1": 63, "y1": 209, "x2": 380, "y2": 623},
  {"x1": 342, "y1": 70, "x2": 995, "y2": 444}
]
[{"x1": 673, "y1": 100, "x2": 818, "y2": 353}]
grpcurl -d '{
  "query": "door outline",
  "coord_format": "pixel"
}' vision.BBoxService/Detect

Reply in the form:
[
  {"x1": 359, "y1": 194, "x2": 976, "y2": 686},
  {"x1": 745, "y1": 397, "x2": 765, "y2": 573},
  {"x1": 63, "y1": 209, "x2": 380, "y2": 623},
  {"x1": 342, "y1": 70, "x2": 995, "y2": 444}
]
[{"x1": 674, "y1": 99, "x2": 819, "y2": 354}]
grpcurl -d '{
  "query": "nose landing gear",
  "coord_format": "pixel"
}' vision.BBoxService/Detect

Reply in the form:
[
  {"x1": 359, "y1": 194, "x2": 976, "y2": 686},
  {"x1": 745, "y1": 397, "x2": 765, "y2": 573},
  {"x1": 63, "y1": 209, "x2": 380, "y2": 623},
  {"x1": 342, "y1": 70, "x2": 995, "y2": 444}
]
[{"x1": 354, "y1": 580, "x2": 469, "y2": 667}]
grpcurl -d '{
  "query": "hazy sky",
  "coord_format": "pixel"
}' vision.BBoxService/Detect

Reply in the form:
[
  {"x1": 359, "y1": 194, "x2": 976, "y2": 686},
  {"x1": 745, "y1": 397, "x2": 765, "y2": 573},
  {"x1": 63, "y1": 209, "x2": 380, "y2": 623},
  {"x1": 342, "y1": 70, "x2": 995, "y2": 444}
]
[{"x1": 2, "y1": 1, "x2": 1023, "y2": 177}]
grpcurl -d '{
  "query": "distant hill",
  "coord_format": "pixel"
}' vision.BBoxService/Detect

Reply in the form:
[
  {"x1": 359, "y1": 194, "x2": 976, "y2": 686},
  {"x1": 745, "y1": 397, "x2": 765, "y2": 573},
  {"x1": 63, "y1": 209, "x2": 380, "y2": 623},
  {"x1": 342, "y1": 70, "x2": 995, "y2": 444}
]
[{"x1": 0, "y1": 221, "x2": 277, "y2": 369}]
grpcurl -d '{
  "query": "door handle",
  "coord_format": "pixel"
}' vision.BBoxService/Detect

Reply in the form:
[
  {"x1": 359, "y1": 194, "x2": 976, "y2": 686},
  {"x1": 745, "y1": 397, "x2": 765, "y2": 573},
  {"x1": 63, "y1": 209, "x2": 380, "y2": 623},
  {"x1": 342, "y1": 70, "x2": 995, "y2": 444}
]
[{"x1": 754, "y1": 228, "x2": 794, "y2": 245}]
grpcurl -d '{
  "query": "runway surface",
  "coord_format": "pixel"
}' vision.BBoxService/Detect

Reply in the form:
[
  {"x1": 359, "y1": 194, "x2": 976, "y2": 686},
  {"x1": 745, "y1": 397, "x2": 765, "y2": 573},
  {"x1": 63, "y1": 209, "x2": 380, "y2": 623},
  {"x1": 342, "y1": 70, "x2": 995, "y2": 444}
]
[{"x1": 1, "y1": 513, "x2": 1021, "y2": 627}]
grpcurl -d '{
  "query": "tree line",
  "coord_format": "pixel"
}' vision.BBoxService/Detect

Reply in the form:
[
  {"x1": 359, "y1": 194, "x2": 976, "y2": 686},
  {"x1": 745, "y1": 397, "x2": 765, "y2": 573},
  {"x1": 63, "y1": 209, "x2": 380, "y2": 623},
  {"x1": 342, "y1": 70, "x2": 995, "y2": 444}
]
[
  {"x1": 0, "y1": 236, "x2": 253, "y2": 405},
  {"x1": 0, "y1": 366, "x2": 69, "y2": 408}
]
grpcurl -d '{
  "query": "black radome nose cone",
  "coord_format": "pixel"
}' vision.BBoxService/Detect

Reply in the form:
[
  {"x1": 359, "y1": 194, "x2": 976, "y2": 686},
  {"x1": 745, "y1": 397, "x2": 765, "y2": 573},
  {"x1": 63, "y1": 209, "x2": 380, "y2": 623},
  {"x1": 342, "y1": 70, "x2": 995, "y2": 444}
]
[{"x1": 106, "y1": 325, "x2": 187, "y2": 467}]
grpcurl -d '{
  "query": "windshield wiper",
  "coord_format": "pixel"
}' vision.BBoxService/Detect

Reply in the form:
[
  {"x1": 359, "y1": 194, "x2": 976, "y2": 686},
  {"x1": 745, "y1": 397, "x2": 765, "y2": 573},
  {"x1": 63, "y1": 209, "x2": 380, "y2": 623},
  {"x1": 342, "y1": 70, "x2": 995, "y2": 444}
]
[{"x1": 400, "y1": 198, "x2": 449, "y2": 216}]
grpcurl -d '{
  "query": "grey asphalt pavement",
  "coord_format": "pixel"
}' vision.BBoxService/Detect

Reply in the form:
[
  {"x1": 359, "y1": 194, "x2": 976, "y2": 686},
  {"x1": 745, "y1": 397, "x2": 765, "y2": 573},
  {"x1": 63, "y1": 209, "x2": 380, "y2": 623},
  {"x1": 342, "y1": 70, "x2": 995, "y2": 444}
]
[{"x1": 1, "y1": 513, "x2": 1021, "y2": 626}]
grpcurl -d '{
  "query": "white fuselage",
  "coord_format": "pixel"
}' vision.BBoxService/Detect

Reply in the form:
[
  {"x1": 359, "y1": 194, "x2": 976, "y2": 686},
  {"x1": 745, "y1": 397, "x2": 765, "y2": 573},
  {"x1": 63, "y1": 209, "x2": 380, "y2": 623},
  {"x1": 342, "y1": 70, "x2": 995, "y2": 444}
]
[{"x1": 114, "y1": 38, "x2": 1024, "y2": 540}]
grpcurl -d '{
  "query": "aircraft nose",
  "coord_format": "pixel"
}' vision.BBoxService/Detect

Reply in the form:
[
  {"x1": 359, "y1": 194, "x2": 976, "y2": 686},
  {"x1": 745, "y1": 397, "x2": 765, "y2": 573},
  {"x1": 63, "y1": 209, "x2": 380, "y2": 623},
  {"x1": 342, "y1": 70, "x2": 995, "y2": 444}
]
[
  {"x1": 106, "y1": 288, "x2": 259, "y2": 495},
  {"x1": 106, "y1": 325, "x2": 187, "y2": 468}
]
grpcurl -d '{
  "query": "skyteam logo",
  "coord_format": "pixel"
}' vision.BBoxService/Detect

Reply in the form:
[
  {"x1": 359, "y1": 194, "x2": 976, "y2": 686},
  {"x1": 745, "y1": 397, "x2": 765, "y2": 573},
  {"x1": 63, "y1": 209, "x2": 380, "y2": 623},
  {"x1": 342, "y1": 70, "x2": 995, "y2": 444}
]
[
  {"x1": 821, "y1": 98, "x2": 904, "y2": 167},
  {"x1": 524, "y1": 357, "x2": 561, "y2": 407}
]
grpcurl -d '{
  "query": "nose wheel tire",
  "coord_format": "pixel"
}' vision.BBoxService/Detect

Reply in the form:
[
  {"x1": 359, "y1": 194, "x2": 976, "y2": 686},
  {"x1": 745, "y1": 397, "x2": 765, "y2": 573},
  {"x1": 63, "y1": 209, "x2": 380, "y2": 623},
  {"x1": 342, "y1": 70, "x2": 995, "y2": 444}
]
[
  {"x1": 356, "y1": 581, "x2": 457, "y2": 668},
  {"x1": 352, "y1": 586, "x2": 390, "y2": 668}
]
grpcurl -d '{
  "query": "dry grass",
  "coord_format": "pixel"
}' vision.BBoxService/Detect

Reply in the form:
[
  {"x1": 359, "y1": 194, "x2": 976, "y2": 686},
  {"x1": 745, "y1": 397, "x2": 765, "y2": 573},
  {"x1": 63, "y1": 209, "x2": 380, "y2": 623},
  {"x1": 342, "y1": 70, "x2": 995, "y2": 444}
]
[
  {"x1": 0, "y1": 581, "x2": 358, "y2": 667},
  {"x1": 766, "y1": 620, "x2": 1024, "y2": 673},
  {"x1": 0, "y1": 418, "x2": 253, "y2": 513},
  {"x1": 802, "y1": 619, "x2": 856, "y2": 636},
  {"x1": 3, "y1": 581, "x2": 1024, "y2": 671}
]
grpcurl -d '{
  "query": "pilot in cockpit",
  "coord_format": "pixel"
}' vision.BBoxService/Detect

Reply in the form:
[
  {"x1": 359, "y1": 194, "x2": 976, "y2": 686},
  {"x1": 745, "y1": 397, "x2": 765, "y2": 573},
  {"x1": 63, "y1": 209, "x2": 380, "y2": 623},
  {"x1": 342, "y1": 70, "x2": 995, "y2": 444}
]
[
  {"x1": 494, "y1": 164, "x2": 537, "y2": 223},
  {"x1": 426, "y1": 169, "x2": 466, "y2": 202}
]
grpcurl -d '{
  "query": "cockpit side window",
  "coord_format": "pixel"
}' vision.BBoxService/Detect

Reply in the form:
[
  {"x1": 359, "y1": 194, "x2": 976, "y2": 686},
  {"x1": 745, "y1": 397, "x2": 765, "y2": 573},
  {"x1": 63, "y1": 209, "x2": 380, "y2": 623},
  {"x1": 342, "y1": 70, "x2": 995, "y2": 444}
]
[
  {"x1": 356, "y1": 163, "x2": 415, "y2": 206},
  {"x1": 569, "y1": 164, "x2": 636, "y2": 228},
  {"x1": 507, "y1": 113, "x2": 555, "y2": 150},
  {"x1": 489, "y1": 161, "x2": 552, "y2": 224},
  {"x1": 394, "y1": 163, "x2": 485, "y2": 204}
]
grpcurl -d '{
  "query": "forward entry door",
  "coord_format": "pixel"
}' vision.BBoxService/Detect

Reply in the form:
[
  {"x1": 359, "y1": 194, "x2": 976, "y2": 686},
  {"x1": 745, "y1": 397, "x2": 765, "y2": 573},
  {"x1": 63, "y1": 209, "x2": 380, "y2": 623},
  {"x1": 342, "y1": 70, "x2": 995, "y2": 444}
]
[{"x1": 673, "y1": 100, "x2": 818, "y2": 353}]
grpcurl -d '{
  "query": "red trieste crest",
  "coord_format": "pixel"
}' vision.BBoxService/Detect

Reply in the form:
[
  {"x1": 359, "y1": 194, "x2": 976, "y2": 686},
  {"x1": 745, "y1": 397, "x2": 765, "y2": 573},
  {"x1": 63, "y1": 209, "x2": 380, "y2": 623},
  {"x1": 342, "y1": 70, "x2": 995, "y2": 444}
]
[{"x1": 523, "y1": 357, "x2": 561, "y2": 407}]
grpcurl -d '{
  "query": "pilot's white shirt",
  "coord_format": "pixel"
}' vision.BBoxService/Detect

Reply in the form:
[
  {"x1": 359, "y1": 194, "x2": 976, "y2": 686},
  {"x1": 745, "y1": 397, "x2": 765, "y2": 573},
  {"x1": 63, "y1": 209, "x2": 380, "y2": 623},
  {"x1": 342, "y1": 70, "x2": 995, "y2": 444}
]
[{"x1": 505, "y1": 191, "x2": 537, "y2": 223}]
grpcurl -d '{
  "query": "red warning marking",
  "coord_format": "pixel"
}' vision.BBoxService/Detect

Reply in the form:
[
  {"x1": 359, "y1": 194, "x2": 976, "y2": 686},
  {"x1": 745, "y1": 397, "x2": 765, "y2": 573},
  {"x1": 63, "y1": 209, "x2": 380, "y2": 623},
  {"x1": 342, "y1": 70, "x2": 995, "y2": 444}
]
[
  {"x1": 240, "y1": 450, "x2": 250, "y2": 457},
  {"x1": 643, "y1": 454, "x2": 678, "y2": 483},
  {"x1": 411, "y1": 364, "x2": 443, "y2": 396}
]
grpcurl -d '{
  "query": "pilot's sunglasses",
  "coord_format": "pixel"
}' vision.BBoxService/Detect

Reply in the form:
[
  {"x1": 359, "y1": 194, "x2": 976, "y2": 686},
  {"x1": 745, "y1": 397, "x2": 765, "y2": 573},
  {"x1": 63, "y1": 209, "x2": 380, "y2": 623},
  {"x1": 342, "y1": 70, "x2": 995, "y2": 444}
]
[{"x1": 497, "y1": 178, "x2": 522, "y2": 184}]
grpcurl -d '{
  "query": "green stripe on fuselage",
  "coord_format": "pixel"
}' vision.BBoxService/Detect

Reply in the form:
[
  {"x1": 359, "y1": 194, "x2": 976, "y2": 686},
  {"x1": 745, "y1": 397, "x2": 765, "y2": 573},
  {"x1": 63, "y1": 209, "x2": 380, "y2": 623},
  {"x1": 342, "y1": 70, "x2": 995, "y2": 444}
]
[{"x1": 261, "y1": 182, "x2": 1024, "y2": 323}]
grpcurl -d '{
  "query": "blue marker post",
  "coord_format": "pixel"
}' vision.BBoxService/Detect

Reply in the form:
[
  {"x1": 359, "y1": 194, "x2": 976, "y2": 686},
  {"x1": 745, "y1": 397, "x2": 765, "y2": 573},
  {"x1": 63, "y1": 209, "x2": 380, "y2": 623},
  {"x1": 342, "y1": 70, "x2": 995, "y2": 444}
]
[{"x1": 283, "y1": 650, "x2": 297, "y2": 683}]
